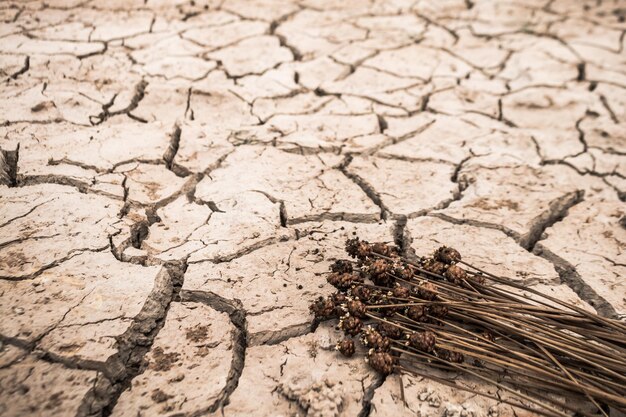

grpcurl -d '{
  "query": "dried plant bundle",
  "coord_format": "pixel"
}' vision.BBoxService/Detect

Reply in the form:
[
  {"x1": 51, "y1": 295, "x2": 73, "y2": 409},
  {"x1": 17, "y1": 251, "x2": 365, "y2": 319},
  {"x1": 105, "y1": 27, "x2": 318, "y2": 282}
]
[{"x1": 309, "y1": 238, "x2": 626, "y2": 417}]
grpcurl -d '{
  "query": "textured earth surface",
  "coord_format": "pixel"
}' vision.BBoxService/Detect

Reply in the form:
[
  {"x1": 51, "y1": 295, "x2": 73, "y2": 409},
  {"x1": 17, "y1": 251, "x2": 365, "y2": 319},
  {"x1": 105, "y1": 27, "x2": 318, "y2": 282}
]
[{"x1": 0, "y1": 0, "x2": 625, "y2": 416}]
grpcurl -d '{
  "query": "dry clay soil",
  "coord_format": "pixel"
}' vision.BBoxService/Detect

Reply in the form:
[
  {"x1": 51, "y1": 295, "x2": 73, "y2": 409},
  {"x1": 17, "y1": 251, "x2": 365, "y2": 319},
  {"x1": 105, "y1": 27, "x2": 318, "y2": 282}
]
[{"x1": 0, "y1": 0, "x2": 625, "y2": 416}]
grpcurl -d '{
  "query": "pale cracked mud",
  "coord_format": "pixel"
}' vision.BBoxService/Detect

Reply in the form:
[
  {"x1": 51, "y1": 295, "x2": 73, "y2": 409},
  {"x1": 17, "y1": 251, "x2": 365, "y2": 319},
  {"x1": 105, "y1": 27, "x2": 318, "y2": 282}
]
[{"x1": 0, "y1": 0, "x2": 624, "y2": 416}]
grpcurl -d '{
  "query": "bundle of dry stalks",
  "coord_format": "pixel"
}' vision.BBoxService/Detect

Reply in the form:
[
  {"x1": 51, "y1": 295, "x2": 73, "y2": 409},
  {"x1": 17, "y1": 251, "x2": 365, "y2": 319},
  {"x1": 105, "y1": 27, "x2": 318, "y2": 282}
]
[{"x1": 309, "y1": 238, "x2": 626, "y2": 417}]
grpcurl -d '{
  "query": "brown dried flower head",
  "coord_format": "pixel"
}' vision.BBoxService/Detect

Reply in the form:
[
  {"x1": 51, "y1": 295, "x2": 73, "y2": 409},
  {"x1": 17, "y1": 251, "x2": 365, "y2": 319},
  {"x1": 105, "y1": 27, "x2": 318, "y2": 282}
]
[
  {"x1": 445, "y1": 264, "x2": 467, "y2": 284},
  {"x1": 309, "y1": 296, "x2": 335, "y2": 319},
  {"x1": 377, "y1": 321, "x2": 403, "y2": 339},
  {"x1": 331, "y1": 292, "x2": 348, "y2": 316},
  {"x1": 364, "y1": 259, "x2": 396, "y2": 287},
  {"x1": 368, "y1": 351, "x2": 395, "y2": 375},
  {"x1": 392, "y1": 285, "x2": 410, "y2": 299},
  {"x1": 409, "y1": 331, "x2": 437, "y2": 353},
  {"x1": 330, "y1": 259, "x2": 353, "y2": 274},
  {"x1": 345, "y1": 237, "x2": 372, "y2": 260},
  {"x1": 336, "y1": 338, "x2": 356, "y2": 357},
  {"x1": 347, "y1": 299, "x2": 367, "y2": 318},
  {"x1": 327, "y1": 272, "x2": 361, "y2": 290},
  {"x1": 414, "y1": 282, "x2": 437, "y2": 301},
  {"x1": 393, "y1": 263, "x2": 413, "y2": 280},
  {"x1": 439, "y1": 349, "x2": 464, "y2": 363},
  {"x1": 340, "y1": 316, "x2": 363, "y2": 336},
  {"x1": 331, "y1": 292, "x2": 347, "y2": 305},
  {"x1": 369, "y1": 258, "x2": 391, "y2": 277},
  {"x1": 370, "y1": 242, "x2": 398, "y2": 258},
  {"x1": 351, "y1": 285, "x2": 373, "y2": 302},
  {"x1": 434, "y1": 246, "x2": 462, "y2": 264},
  {"x1": 429, "y1": 304, "x2": 449, "y2": 318},
  {"x1": 407, "y1": 305, "x2": 426, "y2": 321},
  {"x1": 470, "y1": 274, "x2": 486, "y2": 285},
  {"x1": 422, "y1": 259, "x2": 448, "y2": 276},
  {"x1": 363, "y1": 328, "x2": 391, "y2": 352}
]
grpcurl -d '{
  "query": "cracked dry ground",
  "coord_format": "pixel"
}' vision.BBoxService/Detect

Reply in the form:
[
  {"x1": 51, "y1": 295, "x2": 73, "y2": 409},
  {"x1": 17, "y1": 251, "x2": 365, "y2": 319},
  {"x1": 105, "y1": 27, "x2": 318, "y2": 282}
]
[{"x1": 0, "y1": 0, "x2": 625, "y2": 416}]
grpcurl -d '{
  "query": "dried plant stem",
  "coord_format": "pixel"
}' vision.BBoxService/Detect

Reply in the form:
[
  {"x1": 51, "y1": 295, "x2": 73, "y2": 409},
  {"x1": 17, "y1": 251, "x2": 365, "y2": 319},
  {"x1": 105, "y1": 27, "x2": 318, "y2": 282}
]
[
  {"x1": 460, "y1": 260, "x2": 626, "y2": 332},
  {"x1": 396, "y1": 364, "x2": 570, "y2": 417},
  {"x1": 393, "y1": 346, "x2": 575, "y2": 417}
]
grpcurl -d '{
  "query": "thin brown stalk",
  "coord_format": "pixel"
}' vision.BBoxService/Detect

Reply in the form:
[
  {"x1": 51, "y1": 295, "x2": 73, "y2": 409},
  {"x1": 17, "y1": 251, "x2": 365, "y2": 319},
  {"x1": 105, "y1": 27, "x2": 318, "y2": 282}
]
[
  {"x1": 395, "y1": 364, "x2": 566, "y2": 417},
  {"x1": 393, "y1": 346, "x2": 574, "y2": 417}
]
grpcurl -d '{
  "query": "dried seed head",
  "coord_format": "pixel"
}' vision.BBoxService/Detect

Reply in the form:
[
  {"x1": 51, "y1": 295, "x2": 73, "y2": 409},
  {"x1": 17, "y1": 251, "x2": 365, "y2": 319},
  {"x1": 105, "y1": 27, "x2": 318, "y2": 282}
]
[
  {"x1": 330, "y1": 259, "x2": 353, "y2": 274},
  {"x1": 347, "y1": 300, "x2": 367, "y2": 318},
  {"x1": 393, "y1": 263, "x2": 413, "y2": 280},
  {"x1": 439, "y1": 349, "x2": 464, "y2": 363},
  {"x1": 336, "y1": 338, "x2": 355, "y2": 357},
  {"x1": 365, "y1": 258, "x2": 395, "y2": 287},
  {"x1": 368, "y1": 351, "x2": 395, "y2": 375},
  {"x1": 422, "y1": 259, "x2": 448, "y2": 276},
  {"x1": 377, "y1": 321, "x2": 403, "y2": 339},
  {"x1": 445, "y1": 264, "x2": 467, "y2": 284},
  {"x1": 340, "y1": 316, "x2": 363, "y2": 336},
  {"x1": 372, "y1": 275, "x2": 395, "y2": 287},
  {"x1": 345, "y1": 237, "x2": 361, "y2": 258},
  {"x1": 331, "y1": 292, "x2": 347, "y2": 305},
  {"x1": 469, "y1": 273, "x2": 486, "y2": 285},
  {"x1": 327, "y1": 272, "x2": 361, "y2": 290},
  {"x1": 351, "y1": 285, "x2": 372, "y2": 302},
  {"x1": 409, "y1": 331, "x2": 437, "y2": 353},
  {"x1": 369, "y1": 258, "x2": 391, "y2": 276},
  {"x1": 407, "y1": 305, "x2": 426, "y2": 321},
  {"x1": 309, "y1": 296, "x2": 335, "y2": 319},
  {"x1": 414, "y1": 282, "x2": 437, "y2": 301},
  {"x1": 370, "y1": 242, "x2": 398, "y2": 258},
  {"x1": 429, "y1": 304, "x2": 448, "y2": 318},
  {"x1": 434, "y1": 246, "x2": 462, "y2": 264},
  {"x1": 346, "y1": 237, "x2": 371, "y2": 260},
  {"x1": 392, "y1": 285, "x2": 410, "y2": 299},
  {"x1": 330, "y1": 292, "x2": 348, "y2": 316},
  {"x1": 363, "y1": 329, "x2": 391, "y2": 352}
]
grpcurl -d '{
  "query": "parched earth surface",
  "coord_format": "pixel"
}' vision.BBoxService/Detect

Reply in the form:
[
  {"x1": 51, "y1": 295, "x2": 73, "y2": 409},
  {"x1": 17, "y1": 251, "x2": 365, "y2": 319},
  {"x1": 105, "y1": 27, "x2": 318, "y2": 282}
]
[{"x1": 0, "y1": 0, "x2": 625, "y2": 416}]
